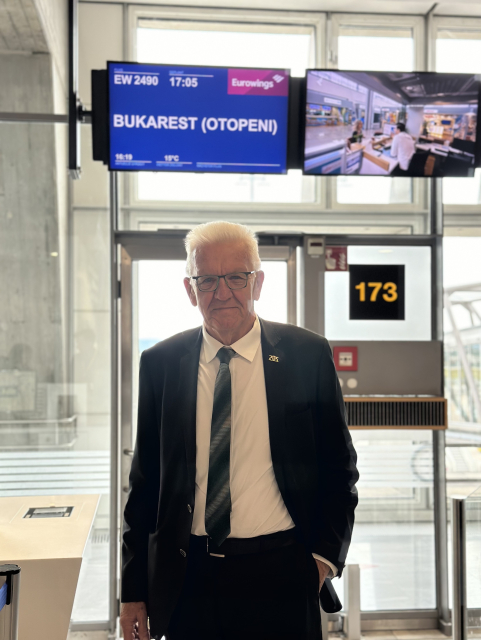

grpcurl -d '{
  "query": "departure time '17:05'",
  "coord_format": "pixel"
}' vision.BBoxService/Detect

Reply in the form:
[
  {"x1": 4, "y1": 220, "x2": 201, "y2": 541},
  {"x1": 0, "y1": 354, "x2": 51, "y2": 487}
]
[{"x1": 169, "y1": 76, "x2": 199, "y2": 88}]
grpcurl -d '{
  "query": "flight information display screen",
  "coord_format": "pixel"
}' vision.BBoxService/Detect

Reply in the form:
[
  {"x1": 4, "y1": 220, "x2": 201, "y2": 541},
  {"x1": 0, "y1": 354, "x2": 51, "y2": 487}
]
[{"x1": 108, "y1": 62, "x2": 290, "y2": 173}]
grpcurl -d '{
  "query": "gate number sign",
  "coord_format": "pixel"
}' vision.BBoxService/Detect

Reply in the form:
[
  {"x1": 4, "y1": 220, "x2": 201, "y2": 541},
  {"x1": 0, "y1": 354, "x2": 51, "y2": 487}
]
[{"x1": 349, "y1": 264, "x2": 405, "y2": 321}]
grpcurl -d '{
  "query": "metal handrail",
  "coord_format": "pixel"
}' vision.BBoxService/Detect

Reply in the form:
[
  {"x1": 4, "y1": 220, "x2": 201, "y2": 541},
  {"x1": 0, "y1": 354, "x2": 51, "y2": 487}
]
[
  {"x1": 0, "y1": 416, "x2": 77, "y2": 425},
  {"x1": 0, "y1": 440, "x2": 78, "y2": 451},
  {"x1": 0, "y1": 416, "x2": 78, "y2": 450}
]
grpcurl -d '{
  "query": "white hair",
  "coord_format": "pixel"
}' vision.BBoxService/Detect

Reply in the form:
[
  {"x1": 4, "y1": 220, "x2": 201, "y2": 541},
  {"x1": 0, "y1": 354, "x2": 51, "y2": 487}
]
[{"x1": 184, "y1": 221, "x2": 261, "y2": 276}]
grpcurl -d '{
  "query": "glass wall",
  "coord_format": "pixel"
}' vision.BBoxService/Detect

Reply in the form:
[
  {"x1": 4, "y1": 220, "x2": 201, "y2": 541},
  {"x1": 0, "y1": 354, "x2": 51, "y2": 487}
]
[
  {"x1": 444, "y1": 237, "x2": 481, "y2": 429},
  {"x1": 0, "y1": 117, "x2": 110, "y2": 624},
  {"x1": 340, "y1": 429, "x2": 435, "y2": 611},
  {"x1": 444, "y1": 236, "x2": 481, "y2": 521},
  {"x1": 71, "y1": 186, "x2": 111, "y2": 623},
  {"x1": 0, "y1": 124, "x2": 68, "y2": 452}
]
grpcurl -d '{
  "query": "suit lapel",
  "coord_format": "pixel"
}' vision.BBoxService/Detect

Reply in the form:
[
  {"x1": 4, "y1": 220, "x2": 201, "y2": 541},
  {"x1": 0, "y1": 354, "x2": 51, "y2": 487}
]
[
  {"x1": 178, "y1": 328, "x2": 203, "y2": 494},
  {"x1": 259, "y1": 318, "x2": 288, "y2": 499}
]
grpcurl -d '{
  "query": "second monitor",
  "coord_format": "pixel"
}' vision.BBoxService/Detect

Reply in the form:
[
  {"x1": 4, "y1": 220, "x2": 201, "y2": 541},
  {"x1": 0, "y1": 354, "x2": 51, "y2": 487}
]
[{"x1": 303, "y1": 70, "x2": 481, "y2": 177}]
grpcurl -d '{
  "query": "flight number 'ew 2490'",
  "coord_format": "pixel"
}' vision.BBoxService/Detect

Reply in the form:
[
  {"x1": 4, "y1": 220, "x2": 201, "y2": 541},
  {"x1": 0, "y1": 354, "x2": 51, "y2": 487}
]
[{"x1": 114, "y1": 74, "x2": 159, "y2": 86}]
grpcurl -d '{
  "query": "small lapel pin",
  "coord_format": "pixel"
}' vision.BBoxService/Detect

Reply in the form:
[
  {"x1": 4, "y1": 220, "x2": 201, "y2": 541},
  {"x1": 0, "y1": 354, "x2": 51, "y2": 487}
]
[{"x1": 269, "y1": 355, "x2": 279, "y2": 362}]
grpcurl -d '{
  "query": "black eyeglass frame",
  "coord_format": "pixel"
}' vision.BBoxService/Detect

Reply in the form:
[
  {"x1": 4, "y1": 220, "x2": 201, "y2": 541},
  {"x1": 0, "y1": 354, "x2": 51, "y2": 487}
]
[{"x1": 191, "y1": 271, "x2": 256, "y2": 292}]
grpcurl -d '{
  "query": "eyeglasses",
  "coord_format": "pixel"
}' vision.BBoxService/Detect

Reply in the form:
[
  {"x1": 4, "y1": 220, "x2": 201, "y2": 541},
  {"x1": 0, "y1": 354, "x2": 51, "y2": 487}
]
[{"x1": 191, "y1": 271, "x2": 256, "y2": 292}]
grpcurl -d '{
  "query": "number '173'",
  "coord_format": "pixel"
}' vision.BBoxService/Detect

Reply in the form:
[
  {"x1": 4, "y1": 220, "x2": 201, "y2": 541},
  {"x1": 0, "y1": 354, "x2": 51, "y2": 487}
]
[{"x1": 355, "y1": 282, "x2": 398, "y2": 302}]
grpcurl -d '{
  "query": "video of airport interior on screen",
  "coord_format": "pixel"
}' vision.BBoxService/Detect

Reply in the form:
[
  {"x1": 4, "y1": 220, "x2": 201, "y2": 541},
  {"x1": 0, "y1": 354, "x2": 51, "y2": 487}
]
[{"x1": 304, "y1": 71, "x2": 480, "y2": 177}]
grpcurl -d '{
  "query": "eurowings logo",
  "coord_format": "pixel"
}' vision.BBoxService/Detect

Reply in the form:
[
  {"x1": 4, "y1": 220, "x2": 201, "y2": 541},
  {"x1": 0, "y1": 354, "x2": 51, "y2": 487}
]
[
  {"x1": 231, "y1": 78, "x2": 274, "y2": 90},
  {"x1": 228, "y1": 69, "x2": 289, "y2": 96}
]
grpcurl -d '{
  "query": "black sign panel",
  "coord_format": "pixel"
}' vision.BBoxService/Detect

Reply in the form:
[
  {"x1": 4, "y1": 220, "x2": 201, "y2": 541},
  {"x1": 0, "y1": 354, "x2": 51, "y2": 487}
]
[{"x1": 349, "y1": 264, "x2": 405, "y2": 320}]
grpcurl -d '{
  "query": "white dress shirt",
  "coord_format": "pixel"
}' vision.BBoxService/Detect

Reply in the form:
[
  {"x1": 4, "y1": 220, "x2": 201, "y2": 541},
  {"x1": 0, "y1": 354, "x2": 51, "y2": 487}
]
[
  {"x1": 390, "y1": 131, "x2": 416, "y2": 170},
  {"x1": 191, "y1": 316, "x2": 337, "y2": 577}
]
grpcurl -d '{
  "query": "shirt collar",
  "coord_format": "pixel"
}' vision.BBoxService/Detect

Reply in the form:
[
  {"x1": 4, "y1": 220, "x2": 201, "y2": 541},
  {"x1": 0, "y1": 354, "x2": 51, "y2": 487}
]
[{"x1": 202, "y1": 316, "x2": 261, "y2": 364}]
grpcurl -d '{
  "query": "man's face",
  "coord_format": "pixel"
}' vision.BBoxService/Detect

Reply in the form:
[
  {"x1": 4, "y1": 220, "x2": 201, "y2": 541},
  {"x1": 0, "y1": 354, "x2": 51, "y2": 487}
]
[
  {"x1": 183, "y1": 241, "x2": 264, "y2": 341},
  {"x1": 394, "y1": 127, "x2": 400, "y2": 136}
]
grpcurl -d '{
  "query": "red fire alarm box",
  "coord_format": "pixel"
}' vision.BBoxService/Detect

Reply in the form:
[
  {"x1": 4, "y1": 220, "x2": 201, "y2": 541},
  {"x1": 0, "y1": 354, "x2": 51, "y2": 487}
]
[{"x1": 333, "y1": 346, "x2": 358, "y2": 372}]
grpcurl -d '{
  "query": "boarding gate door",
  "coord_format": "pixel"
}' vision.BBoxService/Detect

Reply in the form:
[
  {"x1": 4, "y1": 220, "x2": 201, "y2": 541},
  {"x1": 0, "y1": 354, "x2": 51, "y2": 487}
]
[{"x1": 117, "y1": 230, "x2": 300, "y2": 539}]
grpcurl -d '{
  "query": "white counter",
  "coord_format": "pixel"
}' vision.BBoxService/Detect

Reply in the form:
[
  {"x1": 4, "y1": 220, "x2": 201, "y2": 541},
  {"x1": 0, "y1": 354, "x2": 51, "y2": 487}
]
[{"x1": 0, "y1": 494, "x2": 100, "y2": 640}]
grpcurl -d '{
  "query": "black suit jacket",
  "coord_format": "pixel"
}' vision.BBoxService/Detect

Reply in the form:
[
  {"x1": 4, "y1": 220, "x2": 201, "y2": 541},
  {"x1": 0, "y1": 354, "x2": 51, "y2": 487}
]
[{"x1": 122, "y1": 319, "x2": 359, "y2": 638}]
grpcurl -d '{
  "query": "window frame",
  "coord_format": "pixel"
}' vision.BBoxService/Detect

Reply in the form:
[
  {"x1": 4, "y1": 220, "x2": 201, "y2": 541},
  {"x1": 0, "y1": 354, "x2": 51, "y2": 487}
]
[
  {"x1": 124, "y1": 4, "x2": 325, "y2": 214},
  {"x1": 328, "y1": 13, "x2": 426, "y2": 70},
  {"x1": 125, "y1": 206, "x2": 430, "y2": 236},
  {"x1": 117, "y1": 7, "x2": 460, "y2": 234}
]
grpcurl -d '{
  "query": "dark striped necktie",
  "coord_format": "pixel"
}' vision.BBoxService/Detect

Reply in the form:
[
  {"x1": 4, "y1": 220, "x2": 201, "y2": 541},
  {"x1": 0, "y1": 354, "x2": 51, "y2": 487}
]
[{"x1": 205, "y1": 346, "x2": 236, "y2": 546}]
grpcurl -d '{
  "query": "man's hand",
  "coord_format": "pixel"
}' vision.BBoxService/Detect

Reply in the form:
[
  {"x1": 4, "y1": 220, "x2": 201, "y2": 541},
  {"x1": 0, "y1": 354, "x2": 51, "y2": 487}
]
[
  {"x1": 120, "y1": 601, "x2": 150, "y2": 640},
  {"x1": 314, "y1": 559, "x2": 330, "y2": 592}
]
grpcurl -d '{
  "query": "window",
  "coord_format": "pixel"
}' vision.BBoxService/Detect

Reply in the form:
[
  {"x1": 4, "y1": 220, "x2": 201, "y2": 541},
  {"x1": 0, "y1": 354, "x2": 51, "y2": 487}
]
[
  {"x1": 341, "y1": 429, "x2": 435, "y2": 611},
  {"x1": 133, "y1": 19, "x2": 316, "y2": 204},
  {"x1": 443, "y1": 237, "x2": 481, "y2": 426},
  {"x1": 327, "y1": 15, "x2": 424, "y2": 208},
  {"x1": 335, "y1": 24, "x2": 416, "y2": 205},
  {"x1": 338, "y1": 33, "x2": 414, "y2": 71},
  {"x1": 436, "y1": 24, "x2": 481, "y2": 206}
]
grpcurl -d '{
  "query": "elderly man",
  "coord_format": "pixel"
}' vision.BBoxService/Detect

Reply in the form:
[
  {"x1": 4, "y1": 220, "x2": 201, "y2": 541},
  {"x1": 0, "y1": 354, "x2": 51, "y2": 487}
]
[{"x1": 120, "y1": 221, "x2": 358, "y2": 640}]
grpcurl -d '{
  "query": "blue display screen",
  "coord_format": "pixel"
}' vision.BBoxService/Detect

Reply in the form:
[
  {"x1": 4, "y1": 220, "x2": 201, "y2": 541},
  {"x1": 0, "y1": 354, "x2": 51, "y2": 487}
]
[{"x1": 108, "y1": 62, "x2": 290, "y2": 173}]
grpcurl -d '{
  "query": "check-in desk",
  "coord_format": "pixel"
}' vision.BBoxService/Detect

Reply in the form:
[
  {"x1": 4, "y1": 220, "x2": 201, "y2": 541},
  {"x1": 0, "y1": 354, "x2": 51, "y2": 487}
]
[
  {"x1": 358, "y1": 135, "x2": 399, "y2": 174},
  {"x1": 0, "y1": 494, "x2": 99, "y2": 640},
  {"x1": 305, "y1": 131, "x2": 399, "y2": 175}
]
